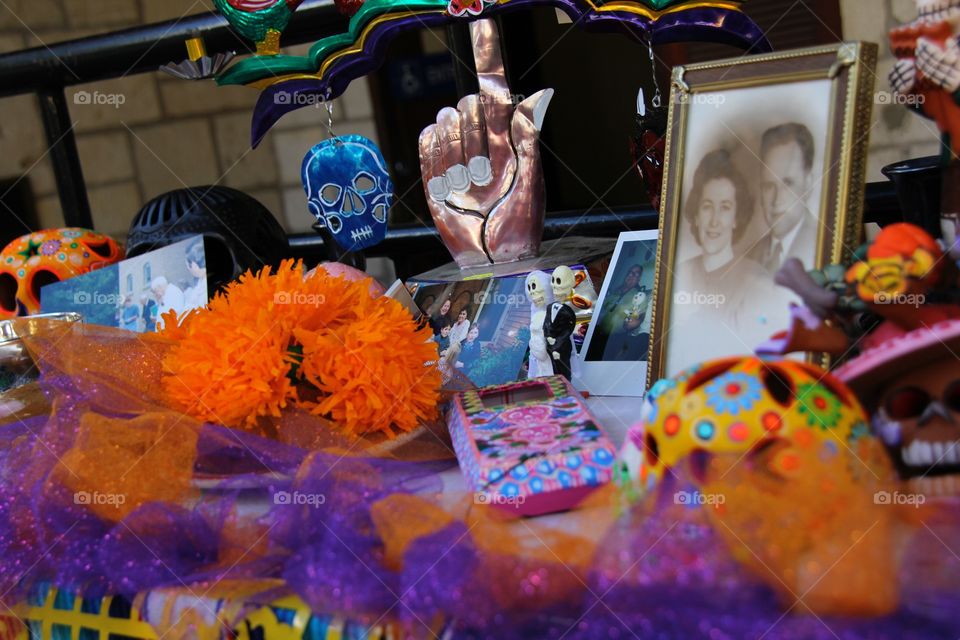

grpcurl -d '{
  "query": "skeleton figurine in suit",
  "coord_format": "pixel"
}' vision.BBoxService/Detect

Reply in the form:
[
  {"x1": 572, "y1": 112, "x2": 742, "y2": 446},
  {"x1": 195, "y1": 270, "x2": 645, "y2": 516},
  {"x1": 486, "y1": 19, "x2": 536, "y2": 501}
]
[{"x1": 546, "y1": 265, "x2": 579, "y2": 380}]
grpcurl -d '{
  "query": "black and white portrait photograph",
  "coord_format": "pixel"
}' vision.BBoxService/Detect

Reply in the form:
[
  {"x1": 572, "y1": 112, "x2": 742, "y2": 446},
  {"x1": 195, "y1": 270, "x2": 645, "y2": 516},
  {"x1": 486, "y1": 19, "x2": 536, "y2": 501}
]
[{"x1": 664, "y1": 78, "x2": 832, "y2": 376}]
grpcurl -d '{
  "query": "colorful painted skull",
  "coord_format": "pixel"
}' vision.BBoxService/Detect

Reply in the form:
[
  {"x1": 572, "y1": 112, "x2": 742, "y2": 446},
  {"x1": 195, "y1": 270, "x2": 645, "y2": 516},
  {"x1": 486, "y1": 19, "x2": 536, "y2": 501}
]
[
  {"x1": 835, "y1": 319, "x2": 960, "y2": 496},
  {"x1": 301, "y1": 134, "x2": 393, "y2": 253},
  {"x1": 622, "y1": 357, "x2": 874, "y2": 492},
  {"x1": 0, "y1": 228, "x2": 123, "y2": 318}
]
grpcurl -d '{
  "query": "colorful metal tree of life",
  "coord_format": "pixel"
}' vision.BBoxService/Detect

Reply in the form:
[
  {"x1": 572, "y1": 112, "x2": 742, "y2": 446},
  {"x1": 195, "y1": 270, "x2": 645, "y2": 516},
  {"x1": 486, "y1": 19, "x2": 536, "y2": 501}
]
[
  {"x1": 212, "y1": 0, "x2": 306, "y2": 55},
  {"x1": 301, "y1": 134, "x2": 393, "y2": 252},
  {"x1": 211, "y1": 0, "x2": 771, "y2": 146}
]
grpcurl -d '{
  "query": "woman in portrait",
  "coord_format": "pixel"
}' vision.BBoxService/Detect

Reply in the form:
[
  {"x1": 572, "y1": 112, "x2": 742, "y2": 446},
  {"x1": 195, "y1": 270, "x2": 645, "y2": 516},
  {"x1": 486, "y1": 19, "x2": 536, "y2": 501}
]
[
  {"x1": 673, "y1": 149, "x2": 768, "y2": 361},
  {"x1": 449, "y1": 306, "x2": 471, "y2": 346},
  {"x1": 429, "y1": 298, "x2": 452, "y2": 336}
]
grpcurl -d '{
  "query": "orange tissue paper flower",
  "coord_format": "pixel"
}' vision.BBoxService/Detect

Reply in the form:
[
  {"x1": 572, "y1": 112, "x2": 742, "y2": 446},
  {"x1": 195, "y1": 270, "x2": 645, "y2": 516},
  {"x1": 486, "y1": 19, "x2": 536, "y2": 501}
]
[
  {"x1": 295, "y1": 293, "x2": 441, "y2": 438},
  {"x1": 159, "y1": 265, "x2": 299, "y2": 429},
  {"x1": 158, "y1": 259, "x2": 441, "y2": 438}
]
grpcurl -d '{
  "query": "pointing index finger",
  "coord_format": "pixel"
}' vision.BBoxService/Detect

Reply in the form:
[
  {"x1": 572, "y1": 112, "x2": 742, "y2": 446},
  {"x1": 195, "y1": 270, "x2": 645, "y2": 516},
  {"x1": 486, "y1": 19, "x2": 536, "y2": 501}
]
[
  {"x1": 470, "y1": 19, "x2": 512, "y2": 118},
  {"x1": 470, "y1": 18, "x2": 515, "y2": 186},
  {"x1": 471, "y1": 19, "x2": 508, "y2": 88}
]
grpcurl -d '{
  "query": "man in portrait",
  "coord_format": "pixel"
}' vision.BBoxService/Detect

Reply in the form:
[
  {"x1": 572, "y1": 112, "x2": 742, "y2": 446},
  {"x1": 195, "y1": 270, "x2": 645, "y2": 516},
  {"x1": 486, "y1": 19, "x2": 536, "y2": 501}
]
[{"x1": 747, "y1": 122, "x2": 819, "y2": 273}]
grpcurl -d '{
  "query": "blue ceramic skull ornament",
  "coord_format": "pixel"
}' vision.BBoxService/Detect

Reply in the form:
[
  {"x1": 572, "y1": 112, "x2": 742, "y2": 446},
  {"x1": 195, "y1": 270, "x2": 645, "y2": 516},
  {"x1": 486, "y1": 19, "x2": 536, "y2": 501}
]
[{"x1": 301, "y1": 134, "x2": 393, "y2": 251}]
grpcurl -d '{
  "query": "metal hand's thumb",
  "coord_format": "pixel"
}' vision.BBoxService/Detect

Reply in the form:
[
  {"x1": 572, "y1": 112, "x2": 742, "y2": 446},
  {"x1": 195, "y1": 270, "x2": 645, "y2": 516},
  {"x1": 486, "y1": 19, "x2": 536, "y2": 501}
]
[{"x1": 515, "y1": 88, "x2": 554, "y2": 134}]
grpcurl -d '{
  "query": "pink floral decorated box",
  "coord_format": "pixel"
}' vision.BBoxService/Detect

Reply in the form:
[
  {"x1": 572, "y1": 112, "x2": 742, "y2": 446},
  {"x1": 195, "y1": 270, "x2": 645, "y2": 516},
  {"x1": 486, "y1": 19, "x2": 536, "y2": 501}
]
[{"x1": 449, "y1": 376, "x2": 616, "y2": 516}]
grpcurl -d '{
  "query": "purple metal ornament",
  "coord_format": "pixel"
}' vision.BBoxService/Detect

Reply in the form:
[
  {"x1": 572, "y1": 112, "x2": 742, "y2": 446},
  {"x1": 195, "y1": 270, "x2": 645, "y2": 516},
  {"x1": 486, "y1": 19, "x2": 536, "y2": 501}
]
[{"x1": 244, "y1": 2, "x2": 771, "y2": 146}]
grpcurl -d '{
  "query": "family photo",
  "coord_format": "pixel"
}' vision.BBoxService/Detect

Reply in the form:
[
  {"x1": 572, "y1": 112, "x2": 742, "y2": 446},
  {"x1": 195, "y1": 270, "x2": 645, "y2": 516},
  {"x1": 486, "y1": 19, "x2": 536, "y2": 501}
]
[
  {"x1": 415, "y1": 278, "x2": 530, "y2": 386},
  {"x1": 663, "y1": 79, "x2": 832, "y2": 376},
  {"x1": 41, "y1": 236, "x2": 209, "y2": 332},
  {"x1": 117, "y1": 237, "x2": 208, "y2": 331}
]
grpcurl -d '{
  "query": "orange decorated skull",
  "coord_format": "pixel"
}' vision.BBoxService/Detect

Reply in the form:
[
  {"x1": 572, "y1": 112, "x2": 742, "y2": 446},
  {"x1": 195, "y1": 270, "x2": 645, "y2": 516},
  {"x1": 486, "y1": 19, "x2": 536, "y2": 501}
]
[
  {"x1": 621, "y1": 357, "x2": 877, "y2": 492},
  {"x1": 0, "y1": 228, "x2": 123, "y2": 318}
]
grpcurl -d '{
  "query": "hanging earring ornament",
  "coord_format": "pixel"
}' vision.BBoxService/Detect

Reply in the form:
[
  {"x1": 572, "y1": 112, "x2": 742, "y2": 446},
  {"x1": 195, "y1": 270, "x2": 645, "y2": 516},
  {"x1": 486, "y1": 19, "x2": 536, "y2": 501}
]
[
  {"x1": 161, "y1": 33, "x2": 235, "y2": 80},
  {"x1": 301, "y1": 124, "x2": 394, "y2": 253},
  {"x1": 630, "y1": 41, "x2": 669, "y2": 211}
]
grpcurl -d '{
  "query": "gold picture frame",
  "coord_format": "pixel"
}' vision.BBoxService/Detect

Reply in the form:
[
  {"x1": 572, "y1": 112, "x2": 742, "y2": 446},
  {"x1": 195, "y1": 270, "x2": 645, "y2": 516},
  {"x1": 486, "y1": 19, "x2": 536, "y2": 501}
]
[{"x1": 647, "y1": 42, "x2": 878, "y2": 384}]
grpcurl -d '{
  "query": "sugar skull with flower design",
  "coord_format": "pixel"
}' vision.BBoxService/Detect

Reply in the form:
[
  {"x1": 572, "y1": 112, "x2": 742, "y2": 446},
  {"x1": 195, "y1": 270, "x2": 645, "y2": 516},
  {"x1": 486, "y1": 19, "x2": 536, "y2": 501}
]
[
  {"x1": 619, "y1": 356, "x2": 876, "y2": 493},
  {"x1": 0, "y1": 228, "x2": 123, "y2": 318}
]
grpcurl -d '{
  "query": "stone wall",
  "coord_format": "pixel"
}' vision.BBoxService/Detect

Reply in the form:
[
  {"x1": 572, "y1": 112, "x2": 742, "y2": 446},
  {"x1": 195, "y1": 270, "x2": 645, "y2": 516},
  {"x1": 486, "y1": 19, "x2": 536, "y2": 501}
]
[
  {"x1": 840, "y1": 0, "x2": 943, "y2": 181},
  {"x1": 0, "y1": 0, "x2": 380, "y2": 238}
]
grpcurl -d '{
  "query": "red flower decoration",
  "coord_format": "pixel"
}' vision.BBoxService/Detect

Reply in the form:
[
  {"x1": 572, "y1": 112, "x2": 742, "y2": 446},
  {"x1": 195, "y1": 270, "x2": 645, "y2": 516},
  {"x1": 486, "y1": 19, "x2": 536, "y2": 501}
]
[
  {"x1": 334, "y1": 0, "x2": 364, "y2": 17},
  {"x1": 447, "y1": 0, "x2": 485, "y2": 16}
]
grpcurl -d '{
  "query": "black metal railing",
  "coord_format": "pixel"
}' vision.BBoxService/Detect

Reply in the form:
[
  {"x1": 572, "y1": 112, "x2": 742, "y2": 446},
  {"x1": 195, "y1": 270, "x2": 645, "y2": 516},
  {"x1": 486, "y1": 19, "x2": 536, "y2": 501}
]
[
  {"x1": 0, "y1": 0, "x2": 347, "y2": 230},
  {"x1": 0, "y1": 3, "x2": 904, "y2": 272}
]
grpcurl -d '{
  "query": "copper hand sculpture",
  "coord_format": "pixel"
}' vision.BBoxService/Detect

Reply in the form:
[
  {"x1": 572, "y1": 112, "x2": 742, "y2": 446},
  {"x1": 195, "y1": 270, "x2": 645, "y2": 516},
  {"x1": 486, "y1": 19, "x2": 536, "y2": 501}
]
[{"x1": 419, "y1": 19, "x2": 553, "y2": 268}]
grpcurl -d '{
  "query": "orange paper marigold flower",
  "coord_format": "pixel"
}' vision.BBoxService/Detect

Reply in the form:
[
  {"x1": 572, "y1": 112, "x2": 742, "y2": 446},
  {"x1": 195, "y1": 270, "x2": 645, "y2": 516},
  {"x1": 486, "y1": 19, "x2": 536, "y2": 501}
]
[
  {"x1": 295, "y1": 297, "x2": 441, "y2": 438},
  {"x1": 158, "y1": 259, "x2": 440, "y2": 438}
]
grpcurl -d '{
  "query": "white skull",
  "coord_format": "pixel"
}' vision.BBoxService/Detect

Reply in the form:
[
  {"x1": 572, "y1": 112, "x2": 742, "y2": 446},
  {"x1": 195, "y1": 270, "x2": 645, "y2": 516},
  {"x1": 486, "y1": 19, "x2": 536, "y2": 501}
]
[
  {"x1": 550, "y1": 265, "x2": 576, "y2": 301},
  {"x1": 526, "y1": 270, "x2": 551, "y2": 308},
  {"x1": 633, "y1": 290, "x2": 647, "y2": 309}
]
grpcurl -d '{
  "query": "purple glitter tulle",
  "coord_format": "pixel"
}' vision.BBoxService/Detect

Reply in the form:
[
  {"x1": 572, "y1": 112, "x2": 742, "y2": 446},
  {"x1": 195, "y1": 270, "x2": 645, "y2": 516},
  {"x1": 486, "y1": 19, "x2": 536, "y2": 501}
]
[{"x1": 0, "y1": 333, "x2": 959, "y2": 638}]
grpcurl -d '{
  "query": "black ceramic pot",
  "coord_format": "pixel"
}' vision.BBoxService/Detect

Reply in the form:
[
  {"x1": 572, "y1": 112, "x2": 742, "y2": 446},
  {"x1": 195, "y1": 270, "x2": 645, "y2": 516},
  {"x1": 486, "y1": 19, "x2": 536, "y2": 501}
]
[{"x1": 881, "y1": 156, "x2": 942, "y2": 238}]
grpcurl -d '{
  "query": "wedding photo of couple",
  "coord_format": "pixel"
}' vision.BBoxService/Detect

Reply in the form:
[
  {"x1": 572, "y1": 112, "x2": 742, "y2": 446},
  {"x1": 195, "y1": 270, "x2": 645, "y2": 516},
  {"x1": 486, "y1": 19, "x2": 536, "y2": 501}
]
[{"x1": 665, "y1": 80, "x2": 832, "y2": 374}]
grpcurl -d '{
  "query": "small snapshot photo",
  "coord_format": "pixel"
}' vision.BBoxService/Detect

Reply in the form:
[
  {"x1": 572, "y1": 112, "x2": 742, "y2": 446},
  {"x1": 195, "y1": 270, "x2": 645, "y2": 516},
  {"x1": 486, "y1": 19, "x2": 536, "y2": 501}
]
[
  {"x1": 664, "y1": 81, "x2": 829, "y2": 375},
  {"x1": 414, "y1": 277, "x2": 530, "y2": 387},
  {"x1": 578, "y1": 230, "x2": 658, "y2": 397},
  {"x1": 583, "y1": 232, "x2": 658, "y2": 363},
  {"x1": 41, "y1": 236, "x2": 208, "y2": 332}
]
